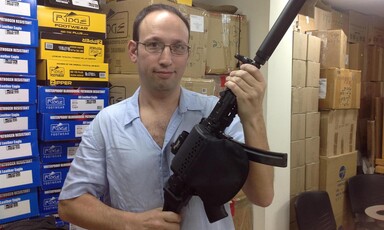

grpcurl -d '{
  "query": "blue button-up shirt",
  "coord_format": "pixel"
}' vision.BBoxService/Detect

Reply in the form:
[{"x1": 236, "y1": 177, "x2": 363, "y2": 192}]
[{"x1": 59, "y1": 87, "x2": 245, "y2": 230}]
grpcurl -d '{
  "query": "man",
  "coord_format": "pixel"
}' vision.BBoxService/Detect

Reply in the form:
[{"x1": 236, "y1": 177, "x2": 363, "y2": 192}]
[{"x1": 58, "y1": 4, "x2": 274, "y2": 230}]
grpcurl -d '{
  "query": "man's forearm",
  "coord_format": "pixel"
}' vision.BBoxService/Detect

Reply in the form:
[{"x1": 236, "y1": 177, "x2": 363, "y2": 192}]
[{"x1": 59, "y1": 193, "x2": 133, "y2": 230}]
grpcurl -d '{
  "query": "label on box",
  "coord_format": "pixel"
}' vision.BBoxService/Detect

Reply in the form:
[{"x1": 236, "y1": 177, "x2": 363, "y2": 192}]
[
  {"x1": 0, "y1": 0, "x2": 37, "y2": 18},
  {"x1": 39, "y1": 141, "x2": 79, "y2": 163},
  {"x1": 0, "y1": 105, "x2": 37, "y2": 132},
  {"x1": 0, "y1": 15, "x2": 38, "y2": 47},
  {"x1": 0, "y1": 158, "x2": 40, "y2": 193},
  {"x1": 73, "y1": 0, "x2": 99, "y2": 9},
  {"x1": 37, "y1": 86, "x2": 109, "y2": 114},
  {"x1": 0, "y1": 46, "x2": 36, "y2": 75},
  {"x1": 0, "y1": 188, "x2": 39, "y2": 224},
  {"x1": 319, "y1": 78, "x2": 326, "y2": 99},
  {"x1": 0, "y1": 130, "x2": 38, "y2": 162},
  {"x1": 0, "y1": 75, "x2": 36, "y2": 104}
]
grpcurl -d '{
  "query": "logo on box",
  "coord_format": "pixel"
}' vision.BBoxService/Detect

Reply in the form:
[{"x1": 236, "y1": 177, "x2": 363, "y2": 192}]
[
  {"x1": 43, "y1": 197, "x2": 58, "y2": 208},
  {"x1": 50, "y1": 123, "x2": 70, "y2": 133},
  {"x1": 43, "y1": 171, "x2": 62, "y2": 182},
  {"x1": 46, "y1": 96, "x2": 65, "y2": 107},
  {"x1": 53, "y1": 11, "x2": 90, "y2": 26},
  {"x1": 43, "y1": 146, "x2": 63, "y2": 155},
  {"x1": 49, "y1": 66, "x2": 65, "y2": 77}
]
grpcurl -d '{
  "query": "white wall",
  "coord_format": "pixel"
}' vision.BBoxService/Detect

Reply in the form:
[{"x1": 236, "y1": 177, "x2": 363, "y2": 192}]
[{"x1": 194, "y1": 0, "x2": 293, "y2": 229}]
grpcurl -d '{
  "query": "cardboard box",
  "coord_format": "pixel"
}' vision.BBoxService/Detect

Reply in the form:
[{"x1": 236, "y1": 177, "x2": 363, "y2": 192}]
[
  {"x1": 180, "y1": 78, "x2": 215, "y2": 95},
  {"x1": 37, "y1": 59, "x2": 109, "y2": 87},
  {"x1": 290, "y1": 166, "x2": 305, "y2": 196},
  {"x1": 0, "y1": 46, "x2": 36, "y2": 75},
  {"x1": 366, "y1": 46, "x2": 383, "y2": 82},
  {"x1": 102, "y1": 0, "x2": 208, "y2": 78},
  {"x1": 306, "y1": 61, "x2": 320, "y2": 87},
  {"x1": 293, "y1": 14, "x2": 315, "y2": 33},
  {"x1": 0, "y1": 105, "x2": 37, "y2": 132},
  {"x1": 319, "y1": 151, "x2": 357, "y2": 216},
  {"x1": 305, "y1": 112, "x2": 320, "y2": 138},
  {"x1": 309, "y1": 30, "x2": 347, "y2": 69},
  {"x1": 291, "y1": 87, "x2": 306, "y2": 114},
  {"x1": 37, "y1": 5, "x2": 106, "y2": 39},
  {"x1": 37, "y1": 86, "x2": 109, "y2": 114},
  {"x1": 314, "y1": 7, "x2": 332, "y2": 31},
  {"x1": 40, "y1": 162, "x2": 71, "y2": 190},
  {"x1": 39, "y1": 141, "x2": 79, "y2": 163},
  {"x1": 367, "y1": 15, "x2": 384, "y2": 47},
  {"x1": 0, "y1": 75, "x2": 36, "y2": 104},
  {"x1": 38, "y1": 113, "x2": 96, "y2": 141},
  {"x1": 292, "y1": 31, "x2": 307, "y2": 61},
  {"x1": 291, "y1": 113, "x2": 305, "y2": 141},
  {"x1": 348, "y1": 43, "x2": 367, "y2": 80},
  {"x1": 306, "y1": 34, "x2": 321, "y2": 63},
  {"x1": 305, "y1": 161, "x2": 319, "y2": 190},
  {"x1": 292, "y1": 59, "x2": 306, "y2": 87},
  {"x1": 319, "y1": 68, "x2": 361, "y2": 109},
  {"x1": 320, "y1": 109, "x2": 358, "y2": 156},
  {"x1": 291, "y1": 140, "x2": 305, "y2": 168},
  {"x1": 304, "y1": 87, "x2": 319, "y2": 113},
  {"x1": 109, "y1": 74, "x2": 140, "y2": 105},
  {"x1": 0, "y1": 15, "x2": 38, "y2": 47},
  {"x1": 0, "y1": 0, "x2": 37, "y2": 19},
  {"x1": 0, "y1": 130, "x2": 38, "y2": 162},
  {"x1": 38, "y1": 32, "x2": 105, "y2": 63},
  {"x1": 305, "y1": 136, "x2": 320, "y2": 164},
  {"x1": 205, "y1": 13, "x2": 249, "y2": 74},
  {"x1": 0, "y1": 158, "x2": 40, "y2": 193},
  {"x1": 345, "y1": 10, "x2": 369, "y2": 44},
  {"x1": 0, "y1": 188, "x2": 39, "y2": 224}
]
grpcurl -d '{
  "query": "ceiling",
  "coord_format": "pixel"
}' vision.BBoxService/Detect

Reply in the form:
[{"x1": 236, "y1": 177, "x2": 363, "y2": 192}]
[{"x1": 324, "y1": 0, "x2": 384, "y2": 16}]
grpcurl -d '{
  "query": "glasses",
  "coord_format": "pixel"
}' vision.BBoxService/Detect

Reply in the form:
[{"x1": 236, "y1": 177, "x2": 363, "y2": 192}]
[{"x1": 137, "y1": 41, "x2": 190, "y2": 55}]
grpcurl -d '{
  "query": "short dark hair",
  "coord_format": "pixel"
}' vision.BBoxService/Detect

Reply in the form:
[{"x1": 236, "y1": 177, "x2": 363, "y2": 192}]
[{"x1": 132, "y1": 4, "x2": 190, "y2": 42}]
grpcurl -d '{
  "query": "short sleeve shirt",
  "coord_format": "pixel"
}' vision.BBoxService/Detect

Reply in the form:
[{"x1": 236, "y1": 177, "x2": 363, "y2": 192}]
[{"x1": 59, "y1": 87, "x2": 245, "y2": 230}]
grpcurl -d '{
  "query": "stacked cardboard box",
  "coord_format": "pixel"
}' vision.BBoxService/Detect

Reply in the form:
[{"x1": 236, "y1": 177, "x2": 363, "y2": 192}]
[{"x1": 289, "y1": 31, "x2": 321, "y2": 229}]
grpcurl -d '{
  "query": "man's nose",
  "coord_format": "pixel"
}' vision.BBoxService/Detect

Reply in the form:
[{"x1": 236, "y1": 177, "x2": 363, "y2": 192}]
[{"x1": 158, "y1": 46, "x2": 173, "y2": 65}]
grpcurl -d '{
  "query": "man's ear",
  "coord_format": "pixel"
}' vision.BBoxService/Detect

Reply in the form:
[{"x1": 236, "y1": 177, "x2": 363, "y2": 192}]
[{"x1": 128, "y1": 40, "x2": 138, "y2": 63}]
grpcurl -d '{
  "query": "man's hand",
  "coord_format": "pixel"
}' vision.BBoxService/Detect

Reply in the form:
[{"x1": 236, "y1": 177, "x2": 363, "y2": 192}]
[{"x1": 126, "y1": 208, "x2": 181, "y2": 230}]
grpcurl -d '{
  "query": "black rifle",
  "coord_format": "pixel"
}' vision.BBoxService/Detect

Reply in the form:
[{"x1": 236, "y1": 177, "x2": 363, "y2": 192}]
[{"x1": 163, "y1": 0, "x2": 307, "y2": 223}]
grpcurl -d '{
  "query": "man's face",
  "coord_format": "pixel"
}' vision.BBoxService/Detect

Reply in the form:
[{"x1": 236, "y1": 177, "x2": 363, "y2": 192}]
[{"x1": 129, "y1": 10, "x2": 189, "y2": 93}]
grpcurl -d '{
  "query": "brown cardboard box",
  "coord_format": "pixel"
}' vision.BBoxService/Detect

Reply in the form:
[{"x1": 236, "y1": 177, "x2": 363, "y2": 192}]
[
  {"x1": 346, "y1": 10, "x2": 369, "y2": 44},
  {"x1": 320, "y1": 109, "x2": 358, "y2": 156},
  {"x1": 314, "y1": 7, "x2": 332, "y2": 30},
  {"x1": 109, "y1": 74, "x2": 140, "y2": 104},
  {"x1": 180, "y1": 78, "x2": 215, "y2": 95},
  {"x1": 205, "y1": 13, "x2": 249, "y2": 74},
  {"x1": 102, "y1": 0, "x2": 208, "y2": 78},
  {"x1": 366, "y1": 46, "x2": 384, "y2": 82},
  {"x1": 305, "y1": 161, "x2": 319, "y2": 190},
  {"x1": 293, "y1": 31, "x2": 308, "y2": 61},
  {"x1": 292, "y1": 87, "x2": 307, "y2": 114},
  {"x1": 349, "y1": 43, "x2": 367, "y2": 81},
  {"x1": 292, "y1": 59, "x2": 306, "y2": 87},
  {"x1": 290, "y1": 166, "x2": 305, "y2": 196},
  {"x1": 306, "y1": 34, "x2": 321, "y2": 62},
  {"x1": 305, "y1": 112, "x2": 320, "y2": 138},
  {"x1": 294, "y1": 14, "x2": 315, "y2": 33},
  {"x1": 304, "y1": 87, "x2": 319, "y2": 113},
  {"x1": 368, "y1": 15, "x2": 384, "y2": 47},
  {"x1": 319, "y1": 68, "x2": 361, "y2": 110},
  {"x1": 291, "y1": 113, "x2": 306, "y2": 141},
  {"x1": 291, "y1": 140, "x2": 306, "y2": 168},
  {"x1": 305, "y1": 136, "x2": 320, "y2": 164},
  {"x1": 309, "y1": 30, "x2": 348, "y2": 69},
  {"x1": 319, "y1": 151, "x2": 357, "y2": 217},
  {"x1": 306, "y1": 61, "x2": 320, "y2": 87}
]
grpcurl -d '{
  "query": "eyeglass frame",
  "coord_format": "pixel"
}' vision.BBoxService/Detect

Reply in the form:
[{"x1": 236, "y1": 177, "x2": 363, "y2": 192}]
[{"x1": 136, "y1": 41, "x2": 190, "y2": 55}]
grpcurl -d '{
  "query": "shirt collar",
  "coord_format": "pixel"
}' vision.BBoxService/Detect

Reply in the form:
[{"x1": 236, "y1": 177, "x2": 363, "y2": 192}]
[{"x1": 123, "y1": 87, "x2": 206, "y2": 126}]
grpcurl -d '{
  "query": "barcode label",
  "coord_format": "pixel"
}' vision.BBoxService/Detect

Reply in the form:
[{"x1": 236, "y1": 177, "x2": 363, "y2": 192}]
[
  {"x1": 5, "y1": 202, "x2": 19, "y2": 209},
  {"x1": 3, "y1": 117, "x2": 17, "y2": 123},
  {"x1": 100, "y1": 73, "x2": 106, "y2": 78},
  {"x1": 6, "y1": 0, "x2": 19, "y2": 6},
  {"x1": 5, "y1": 89, "x2": 19, "y2": 94},
  {"x1": 86, "y1": 100, "x2": 96, "y2": 104},
  {"x1": 6, "y1": 30, "x2": 19, "y2": 35},
  {"x1": 4, "y1": 59, "x2": 18, "y2": 64},
  {"x1": 89, "y1": 2, "x2": 98, "y2": 8},
  {"x1": 45, "y1": 43, "x2": 53, "y2": 50},
  {"x1": 6, "y1": 172, "x2": 21, "y2": 179},
  {"x1": 6, "y1": 144, "x2": 20, "y2": 151}
]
